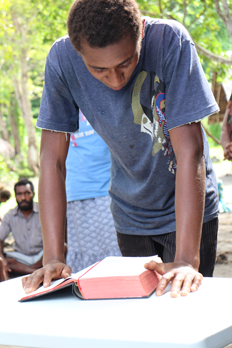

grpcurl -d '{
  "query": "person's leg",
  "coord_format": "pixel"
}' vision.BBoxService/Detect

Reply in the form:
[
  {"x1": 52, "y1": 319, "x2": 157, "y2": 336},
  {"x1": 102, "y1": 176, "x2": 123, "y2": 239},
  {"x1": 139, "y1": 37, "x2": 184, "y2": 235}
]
[
  {"x1": 116, "y1": 232, "x2": 163, "y2": 257},
  {"x1": 199, "y1": 217, "x2": 218, "y2": 277},
  {"x1": 151, "y1": 232, "x2": 176, "y2": 263},
  {"x1": 151, "y1": 217, "x2": 218, "y2": 277}
]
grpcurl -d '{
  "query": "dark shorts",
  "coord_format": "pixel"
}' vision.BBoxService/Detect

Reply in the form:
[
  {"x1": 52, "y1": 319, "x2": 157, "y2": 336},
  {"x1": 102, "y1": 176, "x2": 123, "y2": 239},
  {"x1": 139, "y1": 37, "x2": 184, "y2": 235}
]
[{"x1": 117, "y1": 218, "x2": 218, "y2": 277}]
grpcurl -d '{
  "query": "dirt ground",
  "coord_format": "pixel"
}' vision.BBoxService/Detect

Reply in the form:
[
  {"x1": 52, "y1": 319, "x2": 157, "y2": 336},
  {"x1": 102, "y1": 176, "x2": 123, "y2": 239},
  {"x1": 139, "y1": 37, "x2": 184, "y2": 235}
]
[
  {"x1": 214, "y1": 170, "x2": 232, "y2": 279},
  {"x1": 214, "y1": 212, "x2": 232, "y2": 278}
]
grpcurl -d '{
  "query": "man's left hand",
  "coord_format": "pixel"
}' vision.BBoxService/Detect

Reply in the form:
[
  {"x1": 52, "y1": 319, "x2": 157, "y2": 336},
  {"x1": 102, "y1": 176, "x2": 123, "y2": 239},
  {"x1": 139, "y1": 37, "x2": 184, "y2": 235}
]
[{"x1": 144, "y1": 260, "x2": 203, "y2": 298}]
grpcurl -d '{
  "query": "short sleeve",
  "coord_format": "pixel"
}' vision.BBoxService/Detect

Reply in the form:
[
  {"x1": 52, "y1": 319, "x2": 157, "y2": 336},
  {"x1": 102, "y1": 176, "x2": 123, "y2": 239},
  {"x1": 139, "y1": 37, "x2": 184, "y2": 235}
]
[
  {"x1": 163, "y1": 36, "x2": 219, "y2": 130},
  {"x1": 36, "y1": 47, "x2": 79, "y2": 133},
  {"x1": 0, "y1": 211, "x2": 12, "y2": 241}
]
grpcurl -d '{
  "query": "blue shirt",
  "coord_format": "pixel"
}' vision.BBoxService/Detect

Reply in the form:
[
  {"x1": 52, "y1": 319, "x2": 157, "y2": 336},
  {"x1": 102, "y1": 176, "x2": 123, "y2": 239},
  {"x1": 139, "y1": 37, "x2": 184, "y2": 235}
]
[
  {"x1": 65, "y1": 110, "x2": 111, "y2": 202},
  {"x1": 37, "y1": 18, "x2": 219, "y2": 235}
]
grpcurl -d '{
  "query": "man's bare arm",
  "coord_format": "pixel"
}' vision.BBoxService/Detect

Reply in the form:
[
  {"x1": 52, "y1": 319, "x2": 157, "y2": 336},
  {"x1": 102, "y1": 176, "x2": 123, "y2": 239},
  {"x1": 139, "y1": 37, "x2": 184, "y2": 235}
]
[
  {"x1": 22, "y1": 130, "x2": 72, "y2": 293},
  {"x1": 6, "y1": 257, "x2": 43, "y2": 275},
  {"x1": 145, "y1": 122, "x2": 204, "y2": 297}
]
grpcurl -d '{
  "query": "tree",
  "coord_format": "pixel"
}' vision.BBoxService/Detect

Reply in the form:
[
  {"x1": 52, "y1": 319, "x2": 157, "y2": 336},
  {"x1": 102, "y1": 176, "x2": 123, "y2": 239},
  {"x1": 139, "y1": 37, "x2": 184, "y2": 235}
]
[
  {"x1": 0, "y1": 0, "x2": 72, "y2": 175},
  {"x1": 137, "y1": 0, "x2": 232, "y2": 68}
]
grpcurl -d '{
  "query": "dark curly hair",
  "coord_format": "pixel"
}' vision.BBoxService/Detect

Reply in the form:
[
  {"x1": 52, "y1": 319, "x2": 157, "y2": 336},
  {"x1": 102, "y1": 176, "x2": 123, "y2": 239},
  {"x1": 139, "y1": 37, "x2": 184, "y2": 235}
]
[
  {"x1": 14, "y1": 179, "x2": 34, "y2": 194},
  {"x1": 67, "y1": 0, "x2": 142, "y2": 52}
]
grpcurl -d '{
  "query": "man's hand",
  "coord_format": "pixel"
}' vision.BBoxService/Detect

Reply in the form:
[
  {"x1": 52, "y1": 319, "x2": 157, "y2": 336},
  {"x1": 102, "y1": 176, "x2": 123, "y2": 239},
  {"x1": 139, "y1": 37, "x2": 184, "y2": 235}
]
[
  {"x1": 144, "y1": 260, "x2": 203, "y2": 298},
  {"x1": 0, "y1": 256, "x2": 9, "y2": 282},
  {"x1": 22, "y1": 260, "x2": 72, "y2": 294},
  {"x1": 224, "y1": 142, "x2": 232, "y2": 161}
]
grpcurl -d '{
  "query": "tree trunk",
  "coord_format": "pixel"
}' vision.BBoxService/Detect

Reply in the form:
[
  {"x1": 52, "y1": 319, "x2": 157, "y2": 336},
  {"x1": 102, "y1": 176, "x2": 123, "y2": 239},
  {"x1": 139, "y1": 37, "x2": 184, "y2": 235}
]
[
  {"x1": 9, "y1": 97, "x2": 21, "y2": 156},
  {"x1": 13, "y1": 52, "x2": 39, "y2": 175},
  {"x1": 11, "y1": 11, "x2": 39, "y2": 176},
  {"x1": 0, "y1": 107, "x2": 9, "y2": 141}
]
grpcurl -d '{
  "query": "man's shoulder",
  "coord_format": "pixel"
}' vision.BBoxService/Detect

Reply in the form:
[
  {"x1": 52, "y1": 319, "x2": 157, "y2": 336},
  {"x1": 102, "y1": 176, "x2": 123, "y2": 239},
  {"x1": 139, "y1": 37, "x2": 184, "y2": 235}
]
[
  {"x1": 33, "y1": 202, "x2": 39, "y2": 213},
  {"x1": 144, "y1": 17, "x2": 192, "y2": 43},
  {"x1": 48, "y1": 35, "x2": 80, "y2": 64},
  {"x1": 1, "y1": 206, "x2": 18, "y2": 222},
  {"x1": 4, "y1": 206, "x2": 18, "y2": 216}
]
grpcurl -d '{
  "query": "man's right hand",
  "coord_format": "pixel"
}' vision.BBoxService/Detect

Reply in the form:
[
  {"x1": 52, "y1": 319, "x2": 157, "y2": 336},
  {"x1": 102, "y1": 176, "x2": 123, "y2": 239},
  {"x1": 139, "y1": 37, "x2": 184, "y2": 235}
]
[
  {"x1": 22, "y1": 260, "x2": 72, "y2": 294},
  {"x1": 224, "y1": 142, "x2": 232, "y2": 161}
]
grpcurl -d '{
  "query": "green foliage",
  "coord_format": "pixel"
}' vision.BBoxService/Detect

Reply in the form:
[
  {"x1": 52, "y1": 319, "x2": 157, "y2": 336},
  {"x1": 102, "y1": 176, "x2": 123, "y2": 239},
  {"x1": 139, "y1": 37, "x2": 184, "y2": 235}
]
[
  {"x1": 0, "y1": 156, "x2": 18, "y2": 186},
  {"x1": 0, "y1": 0, "x2": 232, "y2": 181},
  {"x1": 137, "y1": 0, "x2": 232, "y2": 83},
  {"x1": 207, "y1": 123, "x2": 222, "y2": 147}
]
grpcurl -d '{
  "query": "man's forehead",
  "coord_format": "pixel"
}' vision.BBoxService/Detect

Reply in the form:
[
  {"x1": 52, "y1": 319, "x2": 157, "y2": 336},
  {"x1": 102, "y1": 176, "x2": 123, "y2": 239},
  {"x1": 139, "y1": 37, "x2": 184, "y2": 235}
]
[
  {"x1": 16, "y1": 184, "x2": 32, "y2": 192},
  {"x1": 80, "y1": 37, "x2": 138, "y2": 68}
]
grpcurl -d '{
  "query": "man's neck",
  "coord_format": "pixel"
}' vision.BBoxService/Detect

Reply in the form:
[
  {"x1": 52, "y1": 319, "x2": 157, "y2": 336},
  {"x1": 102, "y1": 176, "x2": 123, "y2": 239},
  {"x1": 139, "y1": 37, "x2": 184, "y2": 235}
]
[{"x1": 20, "y1": 208, "x2": 33, "y2": 219}]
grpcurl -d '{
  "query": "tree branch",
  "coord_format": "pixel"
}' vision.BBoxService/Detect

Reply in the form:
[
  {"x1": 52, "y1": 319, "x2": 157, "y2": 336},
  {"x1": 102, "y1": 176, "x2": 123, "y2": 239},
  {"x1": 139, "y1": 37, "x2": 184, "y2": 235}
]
[
  {"x1": 195, "y1": 42, "x2": 232, "y2": 65},
  {"x1": 201, "y1": 123, "x2": 221, "y2": 145},
  {"x1": 215, "y1": 0, "x2": 226, "y2": 22}
]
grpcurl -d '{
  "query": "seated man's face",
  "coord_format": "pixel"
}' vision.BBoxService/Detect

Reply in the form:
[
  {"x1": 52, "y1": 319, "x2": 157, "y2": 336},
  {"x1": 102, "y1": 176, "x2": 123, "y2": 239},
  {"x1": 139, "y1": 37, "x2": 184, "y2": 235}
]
[
  {"x1": 81, "y1": 36, "x2": 140, "y2": 91},
  {"x1": 15, "y1": 184, "x2": 34, "y2": 211}
]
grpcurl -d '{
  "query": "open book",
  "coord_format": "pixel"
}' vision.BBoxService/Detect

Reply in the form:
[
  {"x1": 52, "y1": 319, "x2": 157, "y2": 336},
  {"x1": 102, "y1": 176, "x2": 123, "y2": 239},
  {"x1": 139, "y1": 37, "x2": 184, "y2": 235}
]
[{"x1": 19, "y1": 255, "x2": 161, "y2": 301}]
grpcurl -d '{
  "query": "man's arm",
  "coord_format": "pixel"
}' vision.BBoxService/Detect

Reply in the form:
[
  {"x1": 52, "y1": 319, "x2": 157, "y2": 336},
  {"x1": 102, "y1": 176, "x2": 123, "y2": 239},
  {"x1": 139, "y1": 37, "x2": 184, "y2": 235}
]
[
  {"x1": 0, "y1": 240, "x2": 9, "y2": 280},
  {"x1": 145, "y1": 122, "x2": 204, "y2": 297},
  {"x1": 22, "y1": 130, "x2": 72, "y2": 293},
  {"x1": 221, "y1": 109, "x2": 232, "y2": 161},
  {"x1": 6, "y1": 257, "x2": 43, "y2": 275}
]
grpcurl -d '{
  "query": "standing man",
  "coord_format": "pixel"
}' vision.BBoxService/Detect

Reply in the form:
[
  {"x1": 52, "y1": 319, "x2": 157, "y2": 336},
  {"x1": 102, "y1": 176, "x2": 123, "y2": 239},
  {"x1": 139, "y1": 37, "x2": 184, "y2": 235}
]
[
  {"x1": 23, "y1": 0, "x2": 219, "y2": 297},
  {"x1": 0, "y1": 179, "x2": 43, "y2": 281}
]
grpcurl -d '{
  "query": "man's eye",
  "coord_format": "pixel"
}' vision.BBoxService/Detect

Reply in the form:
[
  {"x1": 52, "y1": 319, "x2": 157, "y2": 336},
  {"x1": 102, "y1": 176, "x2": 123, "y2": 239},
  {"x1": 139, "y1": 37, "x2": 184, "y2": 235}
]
[
  {"x1": 93, "y1": 68, "x2": 105, "y2": 73},
  {"x1": 119, "y1": 60, "x2": 132, "y2": 69}
]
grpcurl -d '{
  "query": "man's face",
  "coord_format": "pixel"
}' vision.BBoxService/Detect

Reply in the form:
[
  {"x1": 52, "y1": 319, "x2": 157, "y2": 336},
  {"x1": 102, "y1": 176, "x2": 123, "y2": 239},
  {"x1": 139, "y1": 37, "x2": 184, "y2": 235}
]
[
  {"x1": 15, "y1": 184, "x2": 34, "y2": 211},
  {"x1": 81, "y1": 36, "x2": 141, "y2": 91}
]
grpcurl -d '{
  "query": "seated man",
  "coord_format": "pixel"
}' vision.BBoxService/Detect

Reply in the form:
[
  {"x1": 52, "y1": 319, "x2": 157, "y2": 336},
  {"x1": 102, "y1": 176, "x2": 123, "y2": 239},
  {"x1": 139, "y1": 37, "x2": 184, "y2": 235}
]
[{"x1": 0, "y1": 179, "x2": 43, "y2": 282}]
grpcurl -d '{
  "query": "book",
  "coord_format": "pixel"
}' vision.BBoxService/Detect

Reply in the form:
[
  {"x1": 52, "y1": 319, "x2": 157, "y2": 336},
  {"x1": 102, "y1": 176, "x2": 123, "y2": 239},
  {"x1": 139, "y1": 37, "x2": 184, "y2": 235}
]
[{"x1": 19, "y1": 255, "x2": 161, "y2": 301}]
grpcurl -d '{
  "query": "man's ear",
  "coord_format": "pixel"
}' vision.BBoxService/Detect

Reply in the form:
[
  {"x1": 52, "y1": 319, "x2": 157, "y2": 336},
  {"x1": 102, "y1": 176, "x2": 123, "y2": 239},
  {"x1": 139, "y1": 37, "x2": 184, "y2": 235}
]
[{"x1": 142, "y1": 19, "x2": 145, "y2": 39}]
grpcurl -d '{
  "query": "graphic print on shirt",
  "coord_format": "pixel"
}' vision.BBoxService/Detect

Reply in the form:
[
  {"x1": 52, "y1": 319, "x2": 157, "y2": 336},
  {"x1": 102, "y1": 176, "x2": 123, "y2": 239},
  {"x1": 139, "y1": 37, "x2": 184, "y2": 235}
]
[
  {"x1": 70, "y1": 110, "x2": 94, "y2": 147},
  {"x1": 131, "y1": 70, "x2": 176, "y2": 174}
]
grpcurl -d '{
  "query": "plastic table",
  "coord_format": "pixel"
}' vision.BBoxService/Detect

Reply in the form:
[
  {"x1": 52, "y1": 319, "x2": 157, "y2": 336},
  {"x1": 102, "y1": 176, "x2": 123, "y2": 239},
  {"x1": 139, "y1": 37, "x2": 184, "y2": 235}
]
[{"x1": 0, "y1": 276, "x2": 232, "y2": 348}]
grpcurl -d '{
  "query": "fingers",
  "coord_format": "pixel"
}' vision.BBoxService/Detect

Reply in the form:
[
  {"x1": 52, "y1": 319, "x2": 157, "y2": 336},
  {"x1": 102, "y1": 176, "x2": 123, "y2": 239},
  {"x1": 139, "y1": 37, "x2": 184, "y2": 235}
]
[
  {"x1": 22, "y1": 263, "x2": 72, "y2": 294},
  {"x1": 225, "y1": 142, "x2": 232, "y2": 149},
  {"x1": 22, "y1": 269, "x2": 45, "y2": 294},
  {"x1": 144, "y1": 261, "x2": 165, "y2": 275},
  {"x1": 152, "y1": 263, "x2": 203, "y2": 298},
  {"x1": 61, "y1": 265, "x2": 72, "y2": 279},
  {"x1": 224, "y1": 144, "x2": 232, "y2": 161},
  {"x1": 155, "y1": 271, "x2": 174, "y2": 296}
]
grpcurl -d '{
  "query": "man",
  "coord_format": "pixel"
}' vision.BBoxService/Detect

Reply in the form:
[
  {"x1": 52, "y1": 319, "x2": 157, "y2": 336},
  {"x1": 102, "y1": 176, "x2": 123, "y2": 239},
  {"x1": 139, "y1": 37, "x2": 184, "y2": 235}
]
[
  {"x1": 0, "y1": 179, "x2": 43, "y2": 281},
  {"x1": 23, "y1": 0, "x2": 219, "y2": 297},
  {"x1": 221, "y1": 94, "x2": 232, "y2": 161}
]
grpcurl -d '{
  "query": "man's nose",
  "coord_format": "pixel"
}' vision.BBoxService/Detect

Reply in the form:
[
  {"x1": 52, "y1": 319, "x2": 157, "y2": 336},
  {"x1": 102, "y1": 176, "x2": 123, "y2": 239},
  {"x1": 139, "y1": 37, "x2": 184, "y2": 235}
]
[
  {"x1": 108, "y1": 68, "x2": 124, "y2": 87},
  {"x1": 21, "y1": 193, "x2": 26, "y2": 200}
]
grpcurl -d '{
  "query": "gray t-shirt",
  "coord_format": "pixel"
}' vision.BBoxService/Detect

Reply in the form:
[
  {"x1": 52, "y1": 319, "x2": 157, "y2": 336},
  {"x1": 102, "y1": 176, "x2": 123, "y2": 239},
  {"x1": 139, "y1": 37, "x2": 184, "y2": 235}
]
[{"x1": 37, "y1": 17, "x2": 219, "y2": 235}]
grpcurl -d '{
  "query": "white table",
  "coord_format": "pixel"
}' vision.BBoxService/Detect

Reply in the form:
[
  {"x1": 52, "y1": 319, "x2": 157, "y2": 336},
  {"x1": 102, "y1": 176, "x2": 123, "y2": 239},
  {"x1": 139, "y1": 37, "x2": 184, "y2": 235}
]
[{"x1": 0, "y1": 276, "x2": 232, "y2": 348}]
